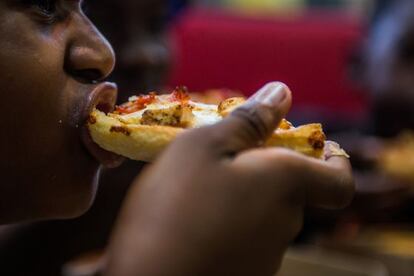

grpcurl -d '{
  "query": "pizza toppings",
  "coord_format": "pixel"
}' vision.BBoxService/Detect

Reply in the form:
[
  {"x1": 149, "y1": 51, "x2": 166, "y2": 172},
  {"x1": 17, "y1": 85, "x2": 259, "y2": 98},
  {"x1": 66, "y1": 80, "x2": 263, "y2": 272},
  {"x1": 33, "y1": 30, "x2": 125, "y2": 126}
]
[
  {"x1": 114, "y1": 93, "x2": 156, "y2": 115},
  {"x1": 140, "y1": 103, "x2": 194, "y2": 127},
  {"x1": 308, "y1": 130, "x2": 326, "y2": 150},
  {"x1": 168, "y1": 86, "x2": 191, "y2": 103},
  {"x1": 218, "y1": 97, "x2": 246, "y2": 117},
  {"x1": 189, "y1": 102, "x2": 222, "y2": 127},
  {"x1": 113, "y1": 87, "x2": 190, "y2": 116}
]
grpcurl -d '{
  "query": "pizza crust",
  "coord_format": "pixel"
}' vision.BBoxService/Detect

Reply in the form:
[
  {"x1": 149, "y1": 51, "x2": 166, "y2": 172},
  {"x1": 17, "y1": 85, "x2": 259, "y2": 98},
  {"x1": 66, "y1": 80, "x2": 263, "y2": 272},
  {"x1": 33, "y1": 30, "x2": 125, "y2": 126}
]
[
  {"x1": 88, "y1": 110, "x2": 184, "y2": 162},
  {"x1": 267, "y1": 124, "x2": 325, "y2": 159}
]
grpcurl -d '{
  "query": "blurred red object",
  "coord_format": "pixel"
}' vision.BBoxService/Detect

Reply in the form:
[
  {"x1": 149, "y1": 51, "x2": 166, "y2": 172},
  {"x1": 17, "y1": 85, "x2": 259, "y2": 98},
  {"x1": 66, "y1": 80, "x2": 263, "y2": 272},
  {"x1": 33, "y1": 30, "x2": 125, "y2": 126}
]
[{"x1": 167, "y1": 8, "x2": 369, "y2": 123}]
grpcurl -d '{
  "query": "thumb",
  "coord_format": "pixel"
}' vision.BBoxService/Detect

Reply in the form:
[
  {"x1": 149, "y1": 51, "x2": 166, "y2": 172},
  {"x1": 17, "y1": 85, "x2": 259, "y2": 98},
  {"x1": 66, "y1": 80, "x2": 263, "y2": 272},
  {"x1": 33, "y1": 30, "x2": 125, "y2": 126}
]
[{"x1": 211, "y1": 82, "x2": 292, "y2": 154}]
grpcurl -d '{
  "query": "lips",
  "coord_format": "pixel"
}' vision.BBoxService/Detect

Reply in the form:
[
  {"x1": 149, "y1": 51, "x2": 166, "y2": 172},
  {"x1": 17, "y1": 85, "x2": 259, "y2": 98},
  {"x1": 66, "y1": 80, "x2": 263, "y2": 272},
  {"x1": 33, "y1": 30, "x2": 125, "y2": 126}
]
[{"x1": 81, "y1": 82, "x2": 125, "y2": 168}]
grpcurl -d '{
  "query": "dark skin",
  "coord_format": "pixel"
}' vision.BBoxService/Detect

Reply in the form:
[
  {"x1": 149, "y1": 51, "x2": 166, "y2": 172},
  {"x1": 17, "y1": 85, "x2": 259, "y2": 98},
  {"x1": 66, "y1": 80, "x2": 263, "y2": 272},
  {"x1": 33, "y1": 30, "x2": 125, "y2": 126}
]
[
  {"x1": 0, "y1": 1, "x2": 353, "y2": 275},
  {"x1": 0, "y1": 0, "x2": 122, "y2": 223}
]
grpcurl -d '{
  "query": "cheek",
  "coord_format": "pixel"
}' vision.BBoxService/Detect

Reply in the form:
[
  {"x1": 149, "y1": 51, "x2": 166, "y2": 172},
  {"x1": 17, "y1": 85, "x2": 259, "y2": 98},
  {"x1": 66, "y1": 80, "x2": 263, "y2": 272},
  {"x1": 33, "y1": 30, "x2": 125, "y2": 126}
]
[
  {"x1": 0, "y1": 14, "x2": 102, "y2": 220},
  {"x1": 0, "y1": 23, "x2": 70, "y2": 163},
  {"x1": 0, "y1": 48, "x2": 100, "y2": 219},
  {"x1": 1, "y1": 57, "x2": 67, "y2": 162}
]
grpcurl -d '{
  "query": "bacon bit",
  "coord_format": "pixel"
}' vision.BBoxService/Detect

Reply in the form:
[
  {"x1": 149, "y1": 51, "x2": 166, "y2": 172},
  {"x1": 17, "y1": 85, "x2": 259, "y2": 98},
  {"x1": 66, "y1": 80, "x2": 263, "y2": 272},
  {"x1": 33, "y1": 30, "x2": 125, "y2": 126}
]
[
  {"x1": 114, "y1": 93, "x2": 156, "y2": 115},
  {"x1": 308, "y1": 131, "x2": 326, "y2": 149},
  {"x1": 110, "y1": 126, "x2": 131, "y2": 136},
  {"x1": 169, "y1": 86, "x2": 190, "y2": 103}
]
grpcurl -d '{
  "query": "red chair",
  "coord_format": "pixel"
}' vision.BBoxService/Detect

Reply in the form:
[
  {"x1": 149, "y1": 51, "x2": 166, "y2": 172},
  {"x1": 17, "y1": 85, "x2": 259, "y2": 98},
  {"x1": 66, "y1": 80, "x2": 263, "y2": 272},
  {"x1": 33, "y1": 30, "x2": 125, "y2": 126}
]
[{"x1": 167, "y1": 8, "x2": 370, "y2": 127}]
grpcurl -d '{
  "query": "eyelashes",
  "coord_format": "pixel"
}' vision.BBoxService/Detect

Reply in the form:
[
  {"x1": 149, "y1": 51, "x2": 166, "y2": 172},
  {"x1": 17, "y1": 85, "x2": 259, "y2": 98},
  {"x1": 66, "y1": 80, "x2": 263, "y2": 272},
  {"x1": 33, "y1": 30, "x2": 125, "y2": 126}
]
[
  {"x1": 18, "y1": 0, "x2": 86, "y2": 25},
  {"x1": 19, "y1": 0, "x2": 66, "y2": 24},
  {"x1": 23, "y1": 0, "x2": 57, "y2": 15}
]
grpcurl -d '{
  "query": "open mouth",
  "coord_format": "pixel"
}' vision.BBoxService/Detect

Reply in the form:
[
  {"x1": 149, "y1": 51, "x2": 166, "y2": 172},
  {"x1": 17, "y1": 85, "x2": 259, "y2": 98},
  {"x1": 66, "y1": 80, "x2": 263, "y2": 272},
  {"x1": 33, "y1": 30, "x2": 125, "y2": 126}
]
[{"x1": 81, "y1": 82, "x2": 125, "y2": 168}]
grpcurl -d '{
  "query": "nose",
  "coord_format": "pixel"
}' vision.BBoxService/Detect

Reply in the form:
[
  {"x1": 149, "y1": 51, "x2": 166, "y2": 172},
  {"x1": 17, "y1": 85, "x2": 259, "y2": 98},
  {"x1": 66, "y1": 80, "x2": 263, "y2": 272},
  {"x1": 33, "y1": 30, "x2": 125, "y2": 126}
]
[{"x1": 65, "y1": 15, "x2": 116, "y2": 83}]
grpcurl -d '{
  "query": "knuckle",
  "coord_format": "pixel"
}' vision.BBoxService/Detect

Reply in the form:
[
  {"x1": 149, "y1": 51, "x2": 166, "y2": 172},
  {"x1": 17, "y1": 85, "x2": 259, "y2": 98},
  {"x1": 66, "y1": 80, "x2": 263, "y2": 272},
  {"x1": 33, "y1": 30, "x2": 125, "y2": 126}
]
[
  {"x1": 202, "y1": 126, "x2": 230, "y2": 148},
  {"x1": 231, "y1": 105, "x2": 272, "y2": 143}
]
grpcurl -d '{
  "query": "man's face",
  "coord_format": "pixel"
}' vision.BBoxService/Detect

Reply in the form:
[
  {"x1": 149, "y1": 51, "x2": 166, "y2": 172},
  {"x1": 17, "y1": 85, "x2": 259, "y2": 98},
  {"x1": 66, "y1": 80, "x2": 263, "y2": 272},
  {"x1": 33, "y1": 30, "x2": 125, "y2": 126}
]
[
  {"x1": 87, "y1": 0, "x2": 170, "y2": 101},
  {"x1": 0, "y1": 0, "x2": 123, "y2": 223},
  {"x1": 366, "y1": 1, "x2": 414, "y2": 136}
]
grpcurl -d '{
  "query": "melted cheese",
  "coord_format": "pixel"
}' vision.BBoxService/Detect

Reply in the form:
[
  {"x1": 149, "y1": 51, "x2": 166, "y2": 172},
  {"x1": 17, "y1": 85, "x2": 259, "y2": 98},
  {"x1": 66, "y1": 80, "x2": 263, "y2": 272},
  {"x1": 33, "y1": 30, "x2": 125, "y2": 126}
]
[
  {"x1": 114, "y1": 101, "x2": 222, "y2": 128},
  {"x1": 190, "y1": 102, "x2": 222, "y2": 128}
]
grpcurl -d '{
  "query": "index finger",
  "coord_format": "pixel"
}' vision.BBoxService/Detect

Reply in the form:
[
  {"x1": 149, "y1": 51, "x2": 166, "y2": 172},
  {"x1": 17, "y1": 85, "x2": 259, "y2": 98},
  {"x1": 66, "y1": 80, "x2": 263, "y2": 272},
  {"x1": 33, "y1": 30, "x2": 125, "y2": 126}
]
[
  {"x1": 301, "y1": 154, "x2": 354, "y2": 209},
  {"x1": 233, "y1": 147, "x2": 354, "y2": 209}
]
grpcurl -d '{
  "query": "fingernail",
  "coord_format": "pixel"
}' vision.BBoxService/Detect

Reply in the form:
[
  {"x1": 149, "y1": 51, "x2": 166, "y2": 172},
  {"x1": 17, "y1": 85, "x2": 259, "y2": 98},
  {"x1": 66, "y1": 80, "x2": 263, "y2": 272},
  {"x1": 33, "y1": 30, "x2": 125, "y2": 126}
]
[
  {"x1": 253, "y1": 82, "x2": 288, "y2": 107},
  {"x1": 324, "y1": 141, "x2": 350, "y2": 160}
]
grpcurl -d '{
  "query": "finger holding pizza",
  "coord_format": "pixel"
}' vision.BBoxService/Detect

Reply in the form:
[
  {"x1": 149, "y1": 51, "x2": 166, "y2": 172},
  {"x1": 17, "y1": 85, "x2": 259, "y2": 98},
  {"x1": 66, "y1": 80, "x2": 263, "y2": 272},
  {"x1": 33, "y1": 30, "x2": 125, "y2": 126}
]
[{"x1": 105, "y1": 82, "x2": 354, "y2": 276}]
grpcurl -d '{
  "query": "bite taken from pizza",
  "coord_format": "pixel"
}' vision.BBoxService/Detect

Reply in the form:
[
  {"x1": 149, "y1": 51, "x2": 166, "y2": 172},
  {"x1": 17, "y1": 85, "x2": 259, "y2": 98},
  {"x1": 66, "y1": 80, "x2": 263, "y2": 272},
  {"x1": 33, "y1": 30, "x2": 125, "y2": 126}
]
[{"x1": 87, "y1": 87, "x2": 348, "y2": 162}]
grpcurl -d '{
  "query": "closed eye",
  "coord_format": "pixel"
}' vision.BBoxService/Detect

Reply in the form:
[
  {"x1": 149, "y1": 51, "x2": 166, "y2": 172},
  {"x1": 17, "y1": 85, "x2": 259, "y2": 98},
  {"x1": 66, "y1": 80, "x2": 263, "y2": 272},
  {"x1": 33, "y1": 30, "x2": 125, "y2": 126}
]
[{"x1": 22, "y1": 0, "x2": 58, "y2": 15}]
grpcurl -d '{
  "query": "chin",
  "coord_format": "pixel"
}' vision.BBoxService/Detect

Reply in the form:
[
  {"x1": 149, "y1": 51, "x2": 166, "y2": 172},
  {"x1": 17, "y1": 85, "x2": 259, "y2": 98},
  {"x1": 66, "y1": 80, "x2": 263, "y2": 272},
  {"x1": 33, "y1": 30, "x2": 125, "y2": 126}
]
[
  {"x1": 32, "y1": 151, "x2": 104, "y2": 221},
  {"x1": 57, "y1": 164, "x2": 103, "y2": 220},
  {"x1": 0, "y1": 165, "x2": 101, "y2": 224},
  {"x1": 61, "y1": 170, "x2": 100, "y2": 219}
]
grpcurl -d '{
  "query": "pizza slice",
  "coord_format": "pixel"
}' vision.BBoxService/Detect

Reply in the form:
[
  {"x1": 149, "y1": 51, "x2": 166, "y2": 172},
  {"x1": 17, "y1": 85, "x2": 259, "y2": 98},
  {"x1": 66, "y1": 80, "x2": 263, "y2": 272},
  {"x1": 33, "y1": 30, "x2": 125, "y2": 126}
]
[{"x1": 87, "y1": 87, "x2": 343, "y2": 162}]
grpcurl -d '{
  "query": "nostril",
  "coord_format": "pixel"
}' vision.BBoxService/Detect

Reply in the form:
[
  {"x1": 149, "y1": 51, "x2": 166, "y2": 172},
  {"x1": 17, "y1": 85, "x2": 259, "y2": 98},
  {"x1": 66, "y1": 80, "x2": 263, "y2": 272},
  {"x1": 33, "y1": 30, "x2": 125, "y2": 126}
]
[{"x1": 72, "y1": 69, "x2": 103, "y2": 84}]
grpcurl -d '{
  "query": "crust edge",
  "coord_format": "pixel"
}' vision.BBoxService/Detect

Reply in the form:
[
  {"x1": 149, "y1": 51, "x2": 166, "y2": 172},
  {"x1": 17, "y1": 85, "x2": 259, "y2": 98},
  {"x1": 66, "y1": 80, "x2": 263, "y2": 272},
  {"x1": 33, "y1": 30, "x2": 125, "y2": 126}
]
[{"x1": 88, "y1": 109, "x2": 184, "y2": 162}]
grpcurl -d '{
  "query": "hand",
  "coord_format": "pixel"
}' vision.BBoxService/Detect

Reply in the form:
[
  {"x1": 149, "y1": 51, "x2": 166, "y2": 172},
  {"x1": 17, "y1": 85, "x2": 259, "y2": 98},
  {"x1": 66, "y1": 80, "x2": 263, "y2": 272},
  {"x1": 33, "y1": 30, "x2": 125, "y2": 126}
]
[{"x1": 105, "y1": 82, "x2": 354, "y2": 276}]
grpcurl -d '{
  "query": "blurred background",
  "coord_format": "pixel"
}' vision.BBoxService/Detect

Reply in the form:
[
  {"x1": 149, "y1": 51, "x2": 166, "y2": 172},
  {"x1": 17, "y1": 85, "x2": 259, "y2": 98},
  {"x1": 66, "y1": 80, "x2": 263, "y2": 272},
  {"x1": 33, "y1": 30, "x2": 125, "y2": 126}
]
[{"x1": 3, "y1": 0, "x2": 414, "y2": 275}]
